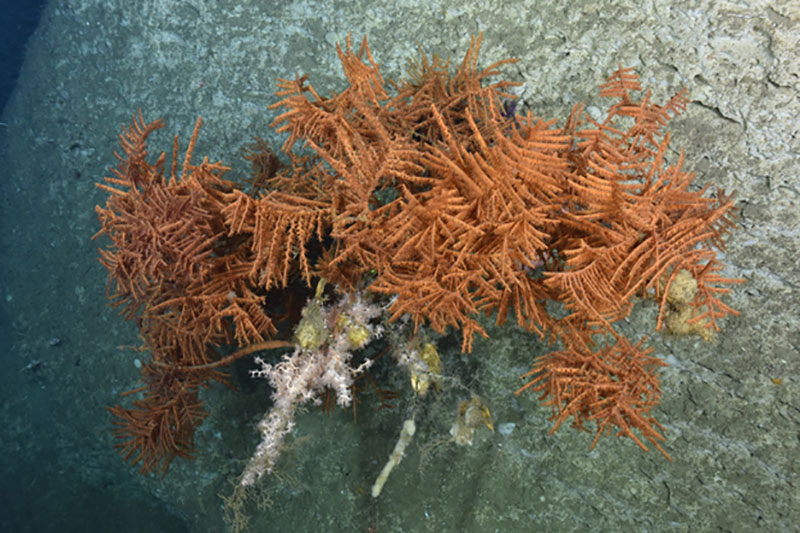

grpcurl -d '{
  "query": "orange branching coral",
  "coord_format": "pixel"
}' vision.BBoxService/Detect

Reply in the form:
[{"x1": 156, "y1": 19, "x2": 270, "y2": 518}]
[
  {"x1": 254, "y1": 35, "x2": 551, "y2": 352},
  {"x1": 95, "y1": 111, "x2": 284, "y2": 474},
  {"x1": 243, "y1": 35, "x2": 740, "y2": 454},
  {"x1": 96, "y1": 35, "x2": 742, "y2": 471},
  {"x1": 517, "y1": 321, "x2": 670, "y2": 457}
]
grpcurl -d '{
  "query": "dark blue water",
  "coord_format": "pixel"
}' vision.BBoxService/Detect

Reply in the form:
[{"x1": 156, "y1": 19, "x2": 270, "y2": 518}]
[{"x1": 0, "y1": 0, "x2": 47, "y2": 116}]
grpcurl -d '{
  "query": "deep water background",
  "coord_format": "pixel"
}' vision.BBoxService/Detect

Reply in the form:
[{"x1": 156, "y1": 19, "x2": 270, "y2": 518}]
[{"x1": 0, "y1": 0, "x2": 46, "y2": 116}]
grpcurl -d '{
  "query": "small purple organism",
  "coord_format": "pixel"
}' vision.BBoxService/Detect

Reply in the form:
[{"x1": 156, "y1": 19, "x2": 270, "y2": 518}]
[
  {"x1": 502, "y1": 99, "x2": 518, "y2": 119},
  {"x1": 501, "y1": 98, "x2": 520, "y2": 131}
]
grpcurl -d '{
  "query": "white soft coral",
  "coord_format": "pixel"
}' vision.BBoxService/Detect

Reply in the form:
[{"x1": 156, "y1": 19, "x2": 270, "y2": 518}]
[{"x1": 239, "y1": 288, "x2": 383, "y2": 486}]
